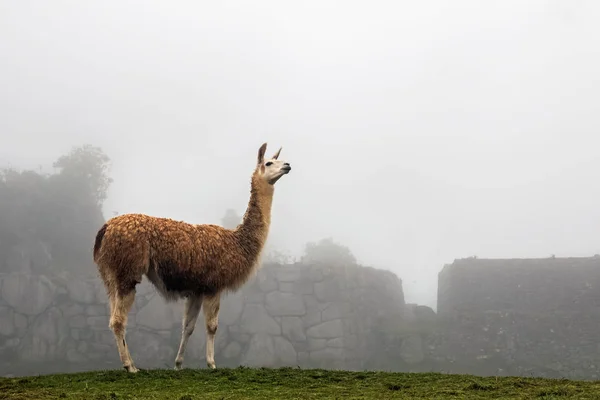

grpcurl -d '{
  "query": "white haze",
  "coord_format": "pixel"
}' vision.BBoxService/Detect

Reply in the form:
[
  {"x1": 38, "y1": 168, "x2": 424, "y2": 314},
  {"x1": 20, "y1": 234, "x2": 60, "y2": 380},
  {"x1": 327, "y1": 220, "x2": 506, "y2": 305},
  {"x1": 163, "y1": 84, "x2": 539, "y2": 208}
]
[{"x1": 1, "y1": 0, "x2": 599, "y2": 309}]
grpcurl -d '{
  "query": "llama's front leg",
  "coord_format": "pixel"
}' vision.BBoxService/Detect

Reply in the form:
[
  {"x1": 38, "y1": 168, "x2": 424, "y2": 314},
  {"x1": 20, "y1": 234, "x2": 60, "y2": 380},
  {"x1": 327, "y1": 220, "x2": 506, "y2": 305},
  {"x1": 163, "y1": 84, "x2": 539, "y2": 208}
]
[
  {"x1": 203, "y1": 294, "x2": 221, "y2": 369},
  {"x1": 109, "y1": 290, "x2": 137, "y2": 373},
  {"x1": 174, "y1": 295, "x2": 203, "y2": 370}
]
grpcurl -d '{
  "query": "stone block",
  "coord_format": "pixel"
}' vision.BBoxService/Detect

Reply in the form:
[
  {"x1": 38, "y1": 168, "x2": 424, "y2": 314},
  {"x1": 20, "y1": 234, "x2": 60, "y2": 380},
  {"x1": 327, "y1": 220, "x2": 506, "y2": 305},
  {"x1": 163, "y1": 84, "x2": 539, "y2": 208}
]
[
  {"x1": 307, "y1": 319, "x2": 344, "y2": 339},
  {"x1": 215, "y1": 328, "x2": 229, "y2": 352},
  {"x1": 94, "y1": 330, "x2": 116, "y2": 345},
  {"x1": 68, "y1": 280, "x2": 96, "y2": 304},
  {"x1": 14, "y1": 313, "x2": 28, "y2": 336},
  {"x1": 279, "y1": 281, "x2": 314, "y2": 295},
  {"x1": 0, "y1": 306, "x2": 15, "y2": 336},
  {"x1": 136, "y1": 294, "x2": 181, "y2": 330},
  {"x1": 239, "y1": 304, "x2": 281, "y2": 335},
  {"x1": 256, "y1": 271, "x2": 278, "y2": 292},
  {"x1": 307, "y1": 338, "x2": 327, "y2": 351},
  {"x1": 243, "y1": 292, "x2": 265, "y2": 304},
  {"x1": 223, "y1": 341, "x2": 242, "y2": 359},
  {"x1": 282, "y1": 316, "x2": 306, "y2": 342},
  {"x1": 59, "y1": 304, "x2": 81, "y2": 319},
  {"x1": 67, "y1": 349, "x2": 88, "y2": 363},
  {"x1": 127, "y1": 330, "x2": 168, "y2": 365},
  {"x1": 77, "y1": 341, "x2": 88, "y2": 353},
  {"x1": 302, "y1": 311, "x2": 322, "y2": 329},
  {"x1": 314, "y1": 280, "x2": 341, "y2": 302},
  {"x1": 400, "y1": 335, "x2": 425, "y2": 364},
  {"x1": 86, "y1": 305, "x2": 108, "y2": 316},
  {"x1": 321, "y1": 302, "x2": 352, "y2": 322},
  {"x1": 297, "y1": 351, "x2": 310, "y2": 367},
  {"x1": 220, "y1": 291, "x2": 245, "y2": 325},
  {"x1": 241, "y1": 333, "x2": 276, "y2": 367},
  {"x1": 20, "y1": 307, "x2": 68, "y2": 361},
  {"x1": 185, "y1": 325, "x2": 207, "y2": 360},
  {"x1": 344, "y1": 334, "x2": 358, "y2": 349},
  {"x1": 87, "y1": 343, "x2": 114, "y2": 360},
  {"x1": 309, "y1": 347, "x2": 346, "y2": 369},
  {"x1": 69, "y1": 315, "x2": 88, "y2": 329},
  {"x1": 308, "y1": 267, "x2": 324, "y2": 282},
  {"x1": 276, "y1": 267, "x2": 303, "y2": 282},
  {"x1": 79, "y1": 329, "x2": 94, "y2": 340},
  {"x1": 265, "y1": 292, "x2": 306, "y2": 316},
  {"x1": 229, "y1": 331, "x2": 251, "y2": 344},
  {"x1": 326, "y1": 338, "x2": 345, "y2": 348},
  {"x1": 274, "y1": 336, "x2": 297, "y2": 365},
  {"x1": 292, "y1": 341, "x2": 309, "y2": 353},
  {"x1": 87, "y1": 316, "x2": 108, "y2": 330},
  {"x1": 1, "y1": 274, "x2": 55, "y2": 315}
]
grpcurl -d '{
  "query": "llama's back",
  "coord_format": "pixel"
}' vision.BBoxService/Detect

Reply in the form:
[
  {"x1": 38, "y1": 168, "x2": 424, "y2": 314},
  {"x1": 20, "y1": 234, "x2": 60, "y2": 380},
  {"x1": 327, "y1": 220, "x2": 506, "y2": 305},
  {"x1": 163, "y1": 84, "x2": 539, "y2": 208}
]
[
  {"x1": 93, "y1": 213, "x2": 251, "y2": 297},
  {"x1": 95, "y1": 213, "x2": 198, "y2": 266}
]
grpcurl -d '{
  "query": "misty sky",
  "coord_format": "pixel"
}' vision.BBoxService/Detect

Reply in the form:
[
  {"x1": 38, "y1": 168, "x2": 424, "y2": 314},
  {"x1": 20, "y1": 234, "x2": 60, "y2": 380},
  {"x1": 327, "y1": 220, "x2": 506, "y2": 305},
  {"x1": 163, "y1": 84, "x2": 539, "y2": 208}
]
[{"x1": 1, "y1": 1, "x2": 599, "y2": 308}]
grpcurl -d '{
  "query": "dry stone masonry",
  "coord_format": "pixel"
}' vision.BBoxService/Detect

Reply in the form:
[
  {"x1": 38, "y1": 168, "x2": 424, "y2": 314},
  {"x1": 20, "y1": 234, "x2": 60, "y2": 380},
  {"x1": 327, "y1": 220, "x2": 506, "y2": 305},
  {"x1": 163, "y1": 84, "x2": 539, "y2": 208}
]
[
  {"x1": 0, "y1": 263, "x2": 408, "y2": 376},
  {"x1": 4, "y1": 256, "x2": 598, "y2": 379},
  {"x1": 433, "y1": 256, "x2": 600, "y2": 380}
]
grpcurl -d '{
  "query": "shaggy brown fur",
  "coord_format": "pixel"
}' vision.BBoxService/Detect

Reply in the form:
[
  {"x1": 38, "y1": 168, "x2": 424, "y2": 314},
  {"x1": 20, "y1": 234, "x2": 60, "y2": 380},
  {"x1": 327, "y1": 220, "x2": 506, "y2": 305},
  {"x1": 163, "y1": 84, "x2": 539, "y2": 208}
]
[{"x1": 93, "y1": 143, "x2": 290, "y2": 372}]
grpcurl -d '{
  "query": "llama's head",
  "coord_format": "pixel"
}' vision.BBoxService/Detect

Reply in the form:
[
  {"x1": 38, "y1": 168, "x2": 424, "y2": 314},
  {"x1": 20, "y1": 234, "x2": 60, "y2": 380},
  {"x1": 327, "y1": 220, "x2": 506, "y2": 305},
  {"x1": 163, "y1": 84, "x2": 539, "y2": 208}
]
[{"x1": 255, "y1": 142, "x2": 291, "y2": 185}]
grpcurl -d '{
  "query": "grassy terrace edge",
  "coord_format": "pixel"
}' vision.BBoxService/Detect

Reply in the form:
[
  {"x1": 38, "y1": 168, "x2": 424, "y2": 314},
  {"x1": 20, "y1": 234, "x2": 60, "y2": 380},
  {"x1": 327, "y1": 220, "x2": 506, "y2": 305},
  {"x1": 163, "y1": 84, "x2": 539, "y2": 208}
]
[{"x1": 1, "y1": 367, "x2": 600, "y2": 399}]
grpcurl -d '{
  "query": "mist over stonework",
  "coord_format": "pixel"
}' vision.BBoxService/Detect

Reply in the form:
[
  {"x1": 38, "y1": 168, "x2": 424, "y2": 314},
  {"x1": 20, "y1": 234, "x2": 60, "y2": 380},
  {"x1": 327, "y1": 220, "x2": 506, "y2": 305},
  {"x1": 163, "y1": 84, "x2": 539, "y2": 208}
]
[
  {"x1": 3, "y1": 1, "x2": 600, "y2": 310},
  {"x1": 2, "y1": 146, "x2": 600, "y2": 379},
  {"x1": 2, "y1": 0, "x2": 600, "y2": 381}
]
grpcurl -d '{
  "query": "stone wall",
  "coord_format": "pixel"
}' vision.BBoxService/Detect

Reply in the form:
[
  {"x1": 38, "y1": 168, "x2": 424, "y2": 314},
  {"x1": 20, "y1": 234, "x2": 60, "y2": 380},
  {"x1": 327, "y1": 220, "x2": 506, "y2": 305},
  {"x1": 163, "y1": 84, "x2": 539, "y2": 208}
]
[
  {"x1": 0, "y1": 262, "x2": 407, "y2": 376},
  {"x1": 10, "y1": 254, "x2": 599, "y2": 379},
  {"x1": 434, "y1": 256, "x2": 600, "y2": 380}
]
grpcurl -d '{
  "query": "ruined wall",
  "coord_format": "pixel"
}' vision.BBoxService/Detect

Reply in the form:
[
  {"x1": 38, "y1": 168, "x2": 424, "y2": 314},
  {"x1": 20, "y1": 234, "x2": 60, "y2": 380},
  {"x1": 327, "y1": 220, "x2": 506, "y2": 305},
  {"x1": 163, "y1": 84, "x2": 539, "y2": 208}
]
[
  {"x1": 0, "y1": 263, "x2": 407, "y2": 376},
  {"x1": 434, "y1": 257, "x2": 600, "y2": 380},
  {"x1": 6, "y1": 255, "x2": 600, "y2": 380}
]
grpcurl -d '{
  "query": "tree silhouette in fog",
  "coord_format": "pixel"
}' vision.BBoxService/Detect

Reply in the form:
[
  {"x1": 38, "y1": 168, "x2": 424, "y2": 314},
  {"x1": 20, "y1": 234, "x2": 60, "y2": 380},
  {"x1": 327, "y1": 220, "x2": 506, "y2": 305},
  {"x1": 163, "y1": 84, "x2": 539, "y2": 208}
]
[
  {"x1": 301, "y1": 237, "x2": 357, "y2": 267},
  {"x1": 0, "y1": 144, "x2": 112, "y2": 275},
  {"x1": 52, "y1": 144, "x2": 113, "y2": 207}
]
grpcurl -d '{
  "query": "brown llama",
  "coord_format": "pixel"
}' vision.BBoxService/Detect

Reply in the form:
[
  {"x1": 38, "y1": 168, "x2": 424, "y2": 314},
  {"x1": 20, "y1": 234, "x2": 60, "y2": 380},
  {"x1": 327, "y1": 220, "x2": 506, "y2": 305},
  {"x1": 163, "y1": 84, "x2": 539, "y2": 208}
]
[{"x1": 92, "y1": 143, "x2": 291, "y2": 372}]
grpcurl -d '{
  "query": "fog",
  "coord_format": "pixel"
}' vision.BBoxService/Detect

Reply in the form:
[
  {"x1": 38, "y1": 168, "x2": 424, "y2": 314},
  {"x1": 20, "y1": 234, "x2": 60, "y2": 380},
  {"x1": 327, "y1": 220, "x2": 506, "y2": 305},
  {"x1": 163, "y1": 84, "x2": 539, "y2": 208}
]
[{"x1": 1, "y1": 0, "x2": 600, "y2": 309}]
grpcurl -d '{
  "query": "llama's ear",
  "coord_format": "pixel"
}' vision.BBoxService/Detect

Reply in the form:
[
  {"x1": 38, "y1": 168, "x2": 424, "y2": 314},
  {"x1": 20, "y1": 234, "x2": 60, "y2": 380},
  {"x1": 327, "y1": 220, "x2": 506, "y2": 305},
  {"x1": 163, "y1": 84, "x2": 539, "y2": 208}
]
[
  {"x1": 257, "y1": 143, "x2": 267, "y2": 164},
  {"x1": 272, "y1": 147, "x2": 282, "y2": 160}
]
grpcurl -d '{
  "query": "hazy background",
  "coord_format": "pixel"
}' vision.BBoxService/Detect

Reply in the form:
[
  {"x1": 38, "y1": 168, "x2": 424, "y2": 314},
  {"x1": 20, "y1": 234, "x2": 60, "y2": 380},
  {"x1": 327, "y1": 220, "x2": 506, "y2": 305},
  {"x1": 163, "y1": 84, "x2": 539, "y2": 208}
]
[{"x1": 1, "y1": 0, "x2": 599, "y2": 308}]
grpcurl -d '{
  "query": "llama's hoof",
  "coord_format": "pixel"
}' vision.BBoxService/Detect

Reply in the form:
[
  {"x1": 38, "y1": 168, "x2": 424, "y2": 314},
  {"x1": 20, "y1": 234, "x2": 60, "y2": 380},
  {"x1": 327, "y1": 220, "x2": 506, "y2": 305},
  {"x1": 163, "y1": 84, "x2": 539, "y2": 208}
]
[
  {"x1": 207, "y1": 361, "x2": 216, "y2": 369},
  {"x1": 174, "y1": 362, "x2": 183, "y2": 371},
  {"x1": 125, "y1": 365, "x2": 139, "y2": 373}
]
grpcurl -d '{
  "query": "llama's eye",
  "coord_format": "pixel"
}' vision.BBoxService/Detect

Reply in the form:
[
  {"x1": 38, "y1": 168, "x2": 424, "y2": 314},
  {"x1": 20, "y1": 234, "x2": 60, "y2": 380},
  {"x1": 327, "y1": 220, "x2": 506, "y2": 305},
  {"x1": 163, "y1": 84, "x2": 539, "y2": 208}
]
[{"x1": 265, "y1": 162, "x2": 273, "y2": 166}]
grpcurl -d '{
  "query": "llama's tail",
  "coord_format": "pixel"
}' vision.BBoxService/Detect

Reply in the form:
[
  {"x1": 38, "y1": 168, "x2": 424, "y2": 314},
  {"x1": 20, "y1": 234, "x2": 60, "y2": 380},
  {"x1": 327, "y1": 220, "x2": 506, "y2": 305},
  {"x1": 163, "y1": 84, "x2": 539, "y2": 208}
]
[{"x1": 93, "y1": 223, "x2": 108, "y2": 262}]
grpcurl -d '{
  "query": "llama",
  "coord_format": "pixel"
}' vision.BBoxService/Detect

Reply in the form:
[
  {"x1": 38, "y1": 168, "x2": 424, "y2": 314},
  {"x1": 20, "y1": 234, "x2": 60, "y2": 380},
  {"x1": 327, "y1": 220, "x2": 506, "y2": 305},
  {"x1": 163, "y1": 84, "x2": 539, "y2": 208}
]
[{"x1": 92, "y1": 143, "x2": 291, "y2": 372}]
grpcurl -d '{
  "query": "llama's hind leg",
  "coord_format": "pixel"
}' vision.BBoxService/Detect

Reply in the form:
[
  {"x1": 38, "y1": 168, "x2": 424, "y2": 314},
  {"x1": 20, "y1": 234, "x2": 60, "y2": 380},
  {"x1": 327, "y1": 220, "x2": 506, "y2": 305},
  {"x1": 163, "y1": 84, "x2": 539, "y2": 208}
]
[
  {"x1": 203, "y1": 294, "x2": 221, "y2": 369},
  {"x1": 174, "y1": 294, "x2": 203, "y2": 370},
  {"x1": 109, "y1": 290, "x2": 137, "y2": 373}
]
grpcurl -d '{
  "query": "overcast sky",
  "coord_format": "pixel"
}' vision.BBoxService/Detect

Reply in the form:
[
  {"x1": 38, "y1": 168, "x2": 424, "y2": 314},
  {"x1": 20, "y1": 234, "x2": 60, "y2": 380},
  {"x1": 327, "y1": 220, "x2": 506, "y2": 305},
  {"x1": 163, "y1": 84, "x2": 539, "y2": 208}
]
[{"x1": 1, "y1": 0, "x2": 599, "y2": 308}]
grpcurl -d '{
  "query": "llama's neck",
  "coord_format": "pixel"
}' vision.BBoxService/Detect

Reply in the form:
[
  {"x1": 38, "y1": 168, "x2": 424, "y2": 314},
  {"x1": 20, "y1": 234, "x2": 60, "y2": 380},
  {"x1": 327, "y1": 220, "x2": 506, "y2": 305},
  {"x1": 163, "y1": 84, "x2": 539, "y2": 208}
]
[{"x1": 234, "y1": 173, "x2": 274, "y2": 261}]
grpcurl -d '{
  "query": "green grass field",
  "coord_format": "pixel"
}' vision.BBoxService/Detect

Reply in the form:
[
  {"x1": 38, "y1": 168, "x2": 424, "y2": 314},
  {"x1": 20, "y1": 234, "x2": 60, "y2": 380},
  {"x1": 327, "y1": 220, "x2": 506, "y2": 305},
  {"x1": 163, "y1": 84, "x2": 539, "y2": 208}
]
[{"x1": 1, "y1": 367, "x2": 599, "y2": 399}]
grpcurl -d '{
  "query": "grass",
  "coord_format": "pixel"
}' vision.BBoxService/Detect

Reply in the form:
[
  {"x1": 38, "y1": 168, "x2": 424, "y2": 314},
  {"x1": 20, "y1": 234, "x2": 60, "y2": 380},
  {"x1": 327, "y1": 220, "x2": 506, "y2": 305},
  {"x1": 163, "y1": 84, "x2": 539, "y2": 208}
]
[{"x1": 1, "y1": 367, "x2": 600, "y2": 399}]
